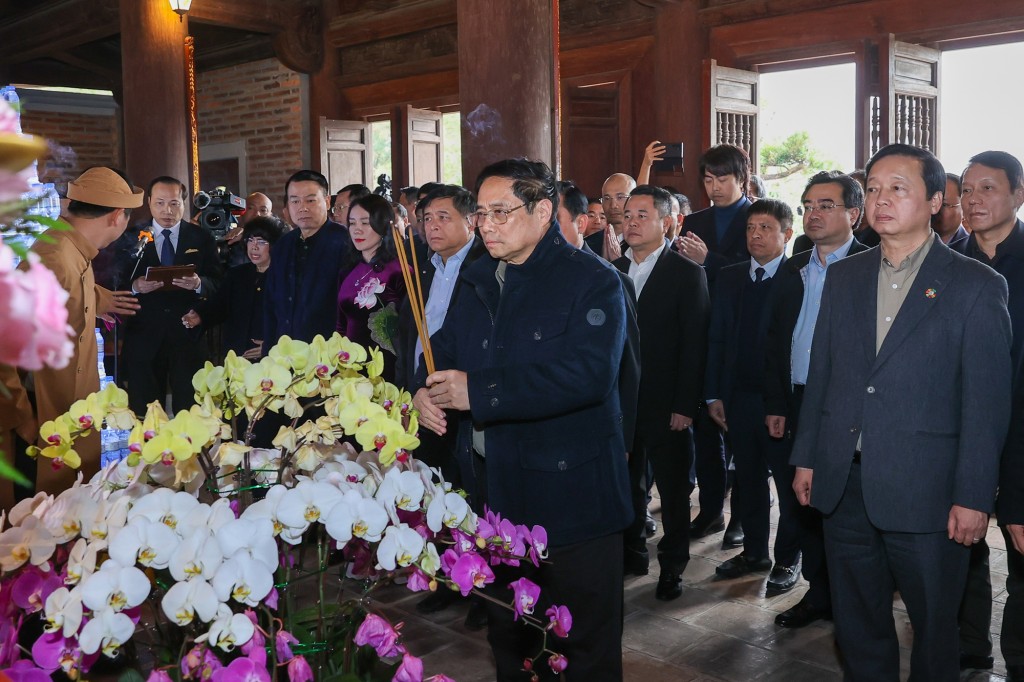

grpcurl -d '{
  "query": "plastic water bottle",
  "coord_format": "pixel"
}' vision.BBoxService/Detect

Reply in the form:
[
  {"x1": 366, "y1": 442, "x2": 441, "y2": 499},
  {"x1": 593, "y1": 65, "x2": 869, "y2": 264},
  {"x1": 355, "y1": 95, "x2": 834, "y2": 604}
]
[
  {"x1": 43, "y1": 183, "x2": 60, "y2": 220},
  {"x1": 95, "y1": 329, "x2": 106, "y2": 379},
  {"x1": 1, "y1": 86, "x2": 23, "y2": 133}
]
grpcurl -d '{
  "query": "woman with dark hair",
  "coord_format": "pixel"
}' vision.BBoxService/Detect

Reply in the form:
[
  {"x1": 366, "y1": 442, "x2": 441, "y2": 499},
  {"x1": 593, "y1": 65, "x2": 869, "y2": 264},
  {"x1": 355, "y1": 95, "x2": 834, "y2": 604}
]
[
  {"x1": 182, "y1": 216, "x2": 286, "y2": 360},
  {"x1": 336, "y1": 193, "x2": 408, "y2": 380}
]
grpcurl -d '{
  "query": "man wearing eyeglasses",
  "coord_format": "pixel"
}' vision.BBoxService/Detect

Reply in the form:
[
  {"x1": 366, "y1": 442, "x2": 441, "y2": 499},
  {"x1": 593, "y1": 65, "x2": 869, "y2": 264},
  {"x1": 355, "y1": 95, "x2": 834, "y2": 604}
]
[
  {"x1": 120, "y1": 176, "x2": 223, "y2": 414},
  {"x1": 763, "y1": 170, "x2": 869, "y2": 629},
  {"x1": 932, "y1": 173, "x2": 969, "y2": 249},
  {"x1": 330, "y1": 183, "x2": 370, "y2": 227},
  {"x1": 414, "y1": 159, "x2": 632, "y2": 681},
  {"x1": 599, "y1": 172, "x2": 635, "y2": 260}
]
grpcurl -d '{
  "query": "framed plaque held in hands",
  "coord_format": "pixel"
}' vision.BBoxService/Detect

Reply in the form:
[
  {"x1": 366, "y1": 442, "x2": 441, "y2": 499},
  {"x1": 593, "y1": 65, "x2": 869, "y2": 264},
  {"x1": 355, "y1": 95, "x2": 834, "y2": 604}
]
[{"x1": 145, "y1": 265, "x2": 196, "y2": 291}]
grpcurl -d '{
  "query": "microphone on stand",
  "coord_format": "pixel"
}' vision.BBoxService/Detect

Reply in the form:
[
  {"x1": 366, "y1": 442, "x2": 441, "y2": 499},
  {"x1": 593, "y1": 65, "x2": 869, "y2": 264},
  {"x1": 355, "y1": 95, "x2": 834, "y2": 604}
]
[{"x1": 127, "y1": 230, "x2": 154, "y2": 284}]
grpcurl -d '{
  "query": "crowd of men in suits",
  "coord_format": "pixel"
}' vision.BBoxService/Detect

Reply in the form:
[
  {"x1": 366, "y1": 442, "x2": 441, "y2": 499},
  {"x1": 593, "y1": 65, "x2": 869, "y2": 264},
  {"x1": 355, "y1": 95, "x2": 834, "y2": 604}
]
[{"x1": 4, "y1": 137, "x2": 1024, "y2": 682}]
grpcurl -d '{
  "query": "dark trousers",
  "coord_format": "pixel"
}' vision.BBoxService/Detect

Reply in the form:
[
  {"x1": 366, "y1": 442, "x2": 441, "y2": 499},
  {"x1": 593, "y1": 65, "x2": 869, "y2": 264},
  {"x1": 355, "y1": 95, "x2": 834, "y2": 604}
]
[
  {"x1": 122, "y1": 318, "x2": 206, "y2": 414},
  {"x1": 624, "y1": 447, "x2": 649, "y2": 565},
  {"x1": 626, "y1": 430, "x2": 692, "y2": 575},
  {"x1": 727, "y1": 391, "x2": 799, "y2": 563},
  {"x1": 957, "y1": 539, "x2": 993, "y2": 659},
  {"x1": 692, "y1": 403, "x2": 726, "y2": 519},
  {"x1": 1003, "y1": 525, "x2": 1024, "y2": 666},
  {"x1": 485, "y1": 532, "x2": 624, "y2": 682},
  {"x1": 787, "y1": 386, "x2": 830, "y2": 609},
  {"x1": 824, "y1": 461, "x2": 969, "y2": 682}
]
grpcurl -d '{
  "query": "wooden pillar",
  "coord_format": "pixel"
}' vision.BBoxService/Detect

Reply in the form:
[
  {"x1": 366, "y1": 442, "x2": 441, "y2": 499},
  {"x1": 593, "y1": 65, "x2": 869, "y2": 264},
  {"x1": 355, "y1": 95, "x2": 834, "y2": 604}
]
[
  {"x1": 457, "y1": 0, "x2": 559, "y2": 186},
  {"x1": 119, "y1": 0, "x2": 189, "y2": 195},
  {"x1": 648, "y1": 0, "x2": 707, "y2": 204}
]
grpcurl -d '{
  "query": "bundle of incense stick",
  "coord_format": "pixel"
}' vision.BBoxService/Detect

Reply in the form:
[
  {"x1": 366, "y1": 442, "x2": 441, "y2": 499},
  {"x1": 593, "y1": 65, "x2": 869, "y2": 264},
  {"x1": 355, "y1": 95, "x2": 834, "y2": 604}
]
[{"x1": 392, "y1": 225, "x2": 435, "y2": 374}]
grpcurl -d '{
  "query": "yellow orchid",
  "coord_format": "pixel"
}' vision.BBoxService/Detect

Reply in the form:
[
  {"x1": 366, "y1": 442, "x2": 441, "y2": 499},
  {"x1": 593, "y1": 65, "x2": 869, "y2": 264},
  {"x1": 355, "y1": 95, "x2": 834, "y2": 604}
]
[
  {"x1": 68, "y1": 396, "x2": 104, "y2": 433},
  {"x1": 97, "y1": 383, "x2": 136, "y2": 430},
  {"x1": 243, "y1": 357, "x2": 292, "y2": 398},
  {"x1": 272, "y1": 425, "x2": 299, "y2": 452},
  {"x1": 327, "y1": 334, "x2": 368, "y2": 369},
  {"x1": 187, "y1": 402, "x2": 231, "y2": 442},
  {"x1": 141, "y1": 430, "x2": 194, "y2": 466},
  {"x1": 141, "y1": 402, "x2": 170, "y2": 439},
  {"x1": 38, "y1": 418, "x2": 74, "y2": 449},
  {"x1": 355, "y1": 415, "x2": 420, "y2": 467},
  {"x1": 29, "y1": 440, "x2": 82, "y2": 470},
  {"x1": 167, "y1": 411, "x2": 218, "y2": 454},
  {"x1": 314, "y1": 416, "x2": 339, "y2": 444},
  {"x1": 269, "y1": 335, "x2": 312, "y2": 374},
  {"x1": 193, "y1": 361, "x2": 228, "y2": 399},
  {"x1": 217, "y1": 441, "x2": 252, "y2": 467},
  {"x1": 125, "y1": 423, "x2": 147, "y2": 466},
  {"x1": 337, "y1": 398, "x2": 388, "y2": 435},
  {"x1": 222, "y1": 350, "x2": 251, "y2": 388},
  {"x1": 365, "y1": 347, "x2": 385, "y2": 379}
]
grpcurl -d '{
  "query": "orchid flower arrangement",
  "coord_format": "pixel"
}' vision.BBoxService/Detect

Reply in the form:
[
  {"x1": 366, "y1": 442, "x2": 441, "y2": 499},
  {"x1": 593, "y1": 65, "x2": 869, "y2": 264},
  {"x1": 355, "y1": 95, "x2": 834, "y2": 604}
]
[{"x1": 0, "y1": 333, "x2": 573, "y2": 681}]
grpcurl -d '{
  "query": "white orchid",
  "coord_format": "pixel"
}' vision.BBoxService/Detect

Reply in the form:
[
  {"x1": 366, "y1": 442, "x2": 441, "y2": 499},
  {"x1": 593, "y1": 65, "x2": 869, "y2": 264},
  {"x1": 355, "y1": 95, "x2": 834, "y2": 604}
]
[
  {"x1": 80, "y1": 495, "x2": 129, "y2": 542},
  {"x1": 211, "y1": 554, "x2": 274, "y2": 607},
  {"x1": 79, "y1": 607, "x2": 135, "y2": 656},
  {"x1": 177, "y1": 498, "x2": 234, "y2": 538},
  {"x1": 242, "y1": 485, "x2": 305, "y2": 544},
  {"x1": 108, "y1": 518, "x2": 179, "y2": 569},
  {"x1": 38, "y1": 483, "x2": 90, "y2": 543},
  {"x1": 419, "y1": 542, "x2": 441, "y2": 577},
  {"x1": 80, "y1": 560, "x2": 150, "y2": 613},
  {"x1": 65, "y1": 538, "x2": 103, "y2": 585},
  {"x1": 277, "y1": 481, "x2": 343, "y2": 533},
  {"x1": 127, "y1": 488, "x2": 200, "y2": 531},
  {"x1": 426, "y1": 489, "x2": 470, "y2": 533},
  {"x1": 161, "y1": 578, "x2": 220, "y2": 625},
  {"x1": 375, "y1": 467, "x2": 425, "y2": 518},
  {"x1": 196, "y1": 605, "x2": 255, "y2": 652},
  {"x1": 0, "y1": 515, "x2": 56, "y2": 572},
  {"x1": 168, "y1": 530, "x2": 224, "y2": 582},
  {"x1": 44, "y1": 586, "x2": 83, "y2": 638},
  {"x1": 350, "y1": 494, "x2": 390, "y2": 543},
  {"x1": 376, "y1": 524, "x2": 426, "y2": 571},
  {"x1": 215, "y1": 518, "x2": 277, "y2": 572},
  {"x1": 8, "y1": 491, "x2": 52, "y2": 527}
]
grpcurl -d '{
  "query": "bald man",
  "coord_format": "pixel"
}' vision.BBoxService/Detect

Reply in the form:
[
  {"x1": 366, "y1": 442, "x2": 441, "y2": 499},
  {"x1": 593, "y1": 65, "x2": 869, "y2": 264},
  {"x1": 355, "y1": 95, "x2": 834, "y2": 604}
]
[{"x1": 598, "y1": 173, "x2": 637, "y2": 261}]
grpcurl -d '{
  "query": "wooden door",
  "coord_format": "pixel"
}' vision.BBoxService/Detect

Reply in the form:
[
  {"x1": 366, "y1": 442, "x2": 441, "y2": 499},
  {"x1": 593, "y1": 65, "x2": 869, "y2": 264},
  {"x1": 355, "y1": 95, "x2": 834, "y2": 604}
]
[
  {"x1": 396, "y1": 106, "x2": 443, "y2": 188},
  {"x1": 703, "y1": 59, "x2": 760, "y2": 173},
  {"x1": 319, "y1": 117, "x2": 372, "y2": 192},
  {"x1": 561, "y1": 82, "x2": 621, "y2": 199},
  {"x1": 884, "y1": 39, "x2": 941, "y2": 155}
]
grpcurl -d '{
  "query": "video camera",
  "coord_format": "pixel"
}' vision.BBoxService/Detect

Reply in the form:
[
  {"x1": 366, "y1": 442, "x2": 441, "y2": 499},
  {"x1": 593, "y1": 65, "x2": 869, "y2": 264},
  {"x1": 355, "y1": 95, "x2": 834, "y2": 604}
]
[{"x1": 193, "y1": 187, "x2": 245, "y2": 238}]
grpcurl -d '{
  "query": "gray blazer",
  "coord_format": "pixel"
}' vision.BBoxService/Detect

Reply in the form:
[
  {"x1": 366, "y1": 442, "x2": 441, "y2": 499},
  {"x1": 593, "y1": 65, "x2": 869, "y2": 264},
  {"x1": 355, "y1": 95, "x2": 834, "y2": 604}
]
[{"x1": 790, "y1": 237, "x2": 1012, "y2": 533}]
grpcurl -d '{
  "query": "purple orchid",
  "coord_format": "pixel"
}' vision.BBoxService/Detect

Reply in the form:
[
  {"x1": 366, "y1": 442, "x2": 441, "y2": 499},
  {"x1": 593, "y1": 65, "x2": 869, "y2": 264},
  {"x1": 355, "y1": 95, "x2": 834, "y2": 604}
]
[
  {"x1": 392, "y1": 653, "x2": 424, "y2": 682},
  {"x1": 181, "y1": 644, "x2": 223, "y2": 680},
  {"x1": 545, "y1": 605, "x2": 572, "y2": 638},
  {"x1": 146, "y1": 670, "x2": 175, "y2": 682},
  {"x1": 286, "y1": 654, "x2": 313, "y2": 682},
  {"x1": 353, "y1": 613, "x2": 405, "y2": 659},
  {"x1": 275, "y1": 629, "x2": 299, "y2": 662},
  {"x1": 548, "y1": 653, "x2": 568, "y2": 673},
  {"x1": 210, "y1": 655, "x2": 271, "y2": 682},
  {"x1": 508, "y1": 578, "x2": 541, "y2": 621},
  {"x1": 2, "y1": 659, "x2": 52, "y2": 682},
  {"x1": 11, "y1": 568, "x2": 61, "y2": 613},
  {"x1": 449, "y1": 553, "x2": 494, "y2": 597},
  {"x1": 406, "y1": 569, "x2": 432, "y2": 593}
]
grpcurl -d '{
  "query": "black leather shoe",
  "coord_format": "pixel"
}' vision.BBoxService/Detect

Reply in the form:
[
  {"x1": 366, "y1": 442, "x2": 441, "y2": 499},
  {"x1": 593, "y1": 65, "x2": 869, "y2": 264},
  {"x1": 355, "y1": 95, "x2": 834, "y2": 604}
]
[
  {"x1": 655, "y1": 573, "x2": 682, "y2": 601},
  {"x1": 624, "y1": 550, "x2": 650, "y2": 577},
  {"x1": 766, "y1": 561, "x2": 801, "y2": 593},
  {"x1": 416, "y1": 586, "x2": 459, "y2": 614},
  {"x1": 715, "y1": 552, "x2": 772, "y2": 579},
  {"x1": 464, "y1": 597, "x2": 488, "y2": 631},
  {"x1": 644, "y1": 511, "x2": 658, "y2": 537},
  {"x1": 958, "y1": 653, "x2": 994, "y2": 671},
  {"x1": 1007, "y1": 664, "x2": 1024, "y2": 681},
  {"x1": 722, "y1": 518, "x2": 744, "y2": 548},
  {"x1": 689, "y1": 513, "x2": 726, "y2": 539},
  {"x1": 774, "y1": 600, "x2": 832, "y2": 628}
]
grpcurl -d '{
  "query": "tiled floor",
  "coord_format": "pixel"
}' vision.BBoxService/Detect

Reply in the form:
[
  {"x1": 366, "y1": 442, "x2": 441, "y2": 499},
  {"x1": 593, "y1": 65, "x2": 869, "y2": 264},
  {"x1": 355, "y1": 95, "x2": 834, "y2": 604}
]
[{"x1": 362, "y1": 484, "x2": 1013, "y2": 681}]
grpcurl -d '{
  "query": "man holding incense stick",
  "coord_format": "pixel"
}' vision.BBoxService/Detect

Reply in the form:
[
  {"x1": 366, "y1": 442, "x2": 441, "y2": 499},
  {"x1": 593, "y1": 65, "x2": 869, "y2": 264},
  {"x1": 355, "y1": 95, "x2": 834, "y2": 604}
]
[{"x1": 414, "y1": 159, "x2": 632, "y2": 681}]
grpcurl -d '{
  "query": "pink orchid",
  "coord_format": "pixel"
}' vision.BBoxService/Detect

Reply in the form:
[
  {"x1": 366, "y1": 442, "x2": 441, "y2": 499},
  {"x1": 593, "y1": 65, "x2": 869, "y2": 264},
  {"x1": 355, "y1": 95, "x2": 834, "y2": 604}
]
[
  {"x1": 392, "y1": 653, "x2": 424, "y2": 682},
  {"x1": 211, "y1": 655, "x2": 270, "y2": 682},
  {"x1": 275, "y1": 629, "x2": 299, "y2": 661},
  {"x1": 353, "y1": 613, "x2": 405, "y2": 658},
  {"x1": 440, "y1": 548, "x2": 460, "y2": 576},
  {"x1": 521, "y1": 525, "x2": 548, "y2": 566},
  {"x1": 0, "y1": 617, "x2": 20, "y2": 667},
  {"x1": 406, "y1": 569, "x2": 432, "y2": 592},
  {"x1": 425, "y1": 676, "x2": 457, "y2": 682},
  {"x1": 548, "y1": 653, "x2": 568, "y2": 673},
  {"x1": 146, "y1": 670, "x2": 175, "y2": 682},
  {"x1": 0, "y1": 246, "x2": 73, "y2": 371},
  {"x1": 181, "y1": 644, "x2": 223, "y2": 680},
  {"x1": 496, "y1": 519, "x2": 525, "y2": 566},
  {"x1": 12, "y1": 568, "x2": 61, "y2": 613},
  {"x1": 2, "y1": 659, "x2": 52, "y2": 682},
  {"x1": 286, "y1": 654, "x2": 313, "y2": 682},
  {"x1": 508, "y1": 578, "x2": 540, "y2": 621},
  {"x1": 30, "y1": 631, "x2": 95, "y2": 676},
  {"x1": 449, "y1": 553, "x2": 494, "y2": 597},
  {"x1": 239, "y1": 610, "x2": 265, "y2": 662},
  {"x1": 546, "y1": 605, "x2": 572, "y2": 638},
  {"x1": 264, "y1": 587, "x2": 279, "y2": 609}
]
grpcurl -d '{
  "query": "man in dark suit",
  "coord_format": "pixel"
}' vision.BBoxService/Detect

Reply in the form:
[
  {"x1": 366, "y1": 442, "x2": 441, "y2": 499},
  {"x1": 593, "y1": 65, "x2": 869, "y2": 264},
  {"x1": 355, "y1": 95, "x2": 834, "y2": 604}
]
[
  {"x1": 763, "y1": 170, "x2": 869, "y2": 627},
  {"x1": 121, "y1": 176, "x2": 222, "y2": 414},
  {"x1": 613, "y1": 185, "x2": 710, "y2": 601},
  {"x1": 264, "y1": 170, "x2": 351, "y2": 349},
  {"x1": 791, "y1": 144, "x2": 1012, "y2": 682},
  {"x1": 955, "y1": 151, "x2": 1024, "y2": 679},
  {"x1": 678, "y1": 144, "x2": 753, "y2": 545},
  {"x1": 414, "y1": 159, "x2": 632, "y2": 681},
  {"x1": 705, "y1": 199, "x2": 792, "y2": 584}
]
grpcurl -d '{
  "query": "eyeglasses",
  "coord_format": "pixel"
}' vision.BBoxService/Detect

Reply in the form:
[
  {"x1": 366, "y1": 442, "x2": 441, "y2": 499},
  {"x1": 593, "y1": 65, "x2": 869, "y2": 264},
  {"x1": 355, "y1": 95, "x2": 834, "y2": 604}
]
[
  {"x1": 471, "y1": 204, "x2": 525, "y2": 227},
  {"x1": 942, "y1": 203, "x2": 961, "y2": 209},
  {"x1": 245, "y1": 238, "x2": 269, "y2": 246},
  {"x1": 330, "y1": 205, "x2": 348, "y2": 216},
  {"x1": 802, "y1": 201, "x2": 848, "y2": 214},
  {"x1": 601, "y1": 193, "x2": 629, "y2": 204}
]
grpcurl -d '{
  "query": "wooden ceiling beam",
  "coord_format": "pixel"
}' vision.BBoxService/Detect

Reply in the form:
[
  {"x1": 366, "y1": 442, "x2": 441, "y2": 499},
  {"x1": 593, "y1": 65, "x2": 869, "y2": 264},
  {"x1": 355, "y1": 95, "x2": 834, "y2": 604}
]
[
  {"x1": 52, "y1": 50, "x2": 120, "y2": 84},
  {"x1": 699, "y1": 0, "x2": 869, "y2": 27},
  {"x1": 0, "y1": 0, "x2": 119, "y2": 64},
  {"x1": 327, "y1": 0, "x2": 457, "y2": 48},
  {"x1": 183, "y1": 0, "x2": 283, "y2": 33}
]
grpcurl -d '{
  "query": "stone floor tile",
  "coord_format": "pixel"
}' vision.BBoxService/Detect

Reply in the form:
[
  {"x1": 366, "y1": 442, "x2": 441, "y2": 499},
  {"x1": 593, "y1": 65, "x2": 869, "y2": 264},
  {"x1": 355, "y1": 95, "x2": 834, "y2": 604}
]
[
  {"x1": 684, "y1": 601, "x2": 784, "y2": 646},
  {"x1": 670, "y1": 632, "x2": 789, "y2": 681},
  {"x1": 622, "y1": 610, "x2": 709, "y2": 660}
]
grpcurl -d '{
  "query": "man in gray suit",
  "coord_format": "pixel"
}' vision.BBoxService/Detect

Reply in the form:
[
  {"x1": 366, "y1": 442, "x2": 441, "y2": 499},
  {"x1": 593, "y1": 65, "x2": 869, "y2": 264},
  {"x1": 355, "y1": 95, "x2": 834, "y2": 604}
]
[{"x1": 790, "y1": 143, "x2": 1012, "y2": 682}]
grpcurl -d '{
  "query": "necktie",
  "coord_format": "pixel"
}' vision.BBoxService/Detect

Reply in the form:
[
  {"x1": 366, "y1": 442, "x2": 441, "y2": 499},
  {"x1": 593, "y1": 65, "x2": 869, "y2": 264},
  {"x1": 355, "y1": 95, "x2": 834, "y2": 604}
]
[
  {"x1": 755, "y1": 266, "x2": 765, "y2": 283},
  {"x1": 161, "y1": 229, "x2": 175, "y2": 266}
]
